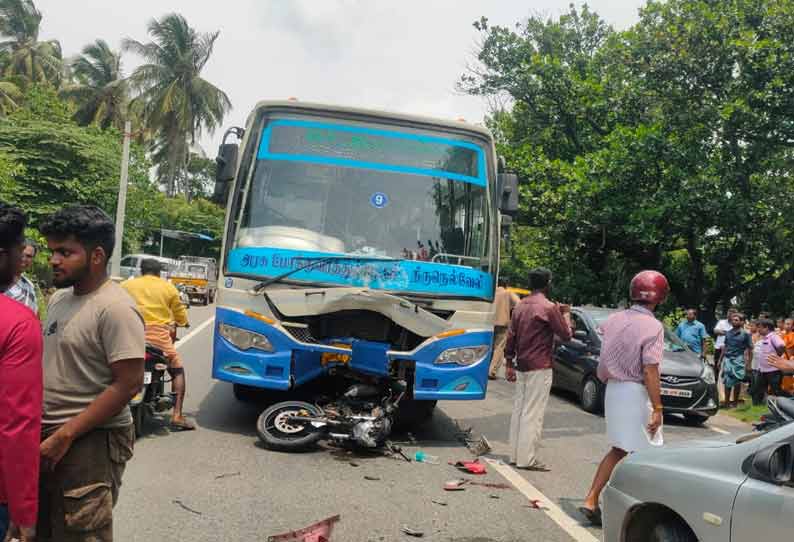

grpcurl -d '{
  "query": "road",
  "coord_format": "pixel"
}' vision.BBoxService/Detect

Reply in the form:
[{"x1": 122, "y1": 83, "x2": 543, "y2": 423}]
[{"x1": 116, "y1": 304, "x2": 751, "y2": 542}]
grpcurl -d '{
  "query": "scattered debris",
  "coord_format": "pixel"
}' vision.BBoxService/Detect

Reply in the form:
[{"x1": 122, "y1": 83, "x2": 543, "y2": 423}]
[
  {"x1": 414, "y1": 451, "x2": 439, "y2": 464},
  {"x1": 450, "y1": 459, "x2": 487, "y2": 475},
  {"x1": 489, "y1": 494, "x2": 500, "y2": 499},
  {"x1": 431, "y1": 499, "x2": 448, "y2": 506},
  {"x1": 526, "y1": 499, "x2": 548, "y2": 510},
  {"x1": 453, "y1": 421, "x2": 492, "y2": 456},
  {"x1": 401, "y1": 526, "x2": 424, "y2": 538},
  {"x1": 364, "y1": 475, "x2": 381, "y2": 481},
  {"x1": 214, "y1": 471, "x2": 241, "y2": 480},
  {"x1": 173, "y1": 499, "x2": 203, "y2": 516},
  {"x1": 268, "y1": 515, "x2": 340, "y2": 542},
  {"x1": 444, "y1": 479, "x2": 467, "y2": 491},
  {"x1": 464, "y1": 479, "x2": 511, "y2": 490},
  {"x1": 386, "y1": 442, "x2": 412, "y2": 463},
  {"x1": 349, "y1": 461, "x2": 360, "y2": 467}
]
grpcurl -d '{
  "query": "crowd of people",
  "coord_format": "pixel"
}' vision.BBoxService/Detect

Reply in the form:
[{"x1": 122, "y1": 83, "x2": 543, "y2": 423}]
[
  {"x1": 0, "y1": 202, "x2": 191, "y2": 542},
  {"x1": 675, "y1": 307, "x2": 793, "y2": 407}
]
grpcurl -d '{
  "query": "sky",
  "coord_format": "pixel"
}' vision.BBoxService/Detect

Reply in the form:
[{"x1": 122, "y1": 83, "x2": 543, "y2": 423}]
[{"x1": 36, "y1": 0, "x2": 645, "y2": 154}]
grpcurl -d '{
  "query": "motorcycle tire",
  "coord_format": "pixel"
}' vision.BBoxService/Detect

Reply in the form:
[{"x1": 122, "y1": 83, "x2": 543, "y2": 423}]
[{"x1": 256, "y1": 401, "x2": 325, "y2": 452}]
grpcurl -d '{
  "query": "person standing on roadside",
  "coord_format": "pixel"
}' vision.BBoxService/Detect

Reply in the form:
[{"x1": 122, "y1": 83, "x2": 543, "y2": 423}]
[
  {"x1": 122, "y1": 258, "x2": 194, "y2": 430},
  {"x1": 713, "y1": 308, "x2": 736, "y2": 388},
  {"x1": 489, "y1": 278, "x2": 520, "y2": 380},
  {"x1": 675, "y1": 308, "x2": 707, "y2": 358},
  {"x1": 579, "y1": 270, "x2": 669, "y2": 527},
  {"x1": 4, "y1": 240, "x2": 38, "y2": 315},
  {"x1": 504, "y1": 267, "x2": 572, "y2": 472},
  {"x1": 720, "y1": 313, "x2": 753, "y2": 408},
  {"x1": 753, "y1": 318, "x2": 787, "y2": 403},
  {"x1": 38, "y1": 206, "x2": 144, "y2": 542},
  {"x1": 0, "y1": 204, "x2": 43, "y2": 542}
]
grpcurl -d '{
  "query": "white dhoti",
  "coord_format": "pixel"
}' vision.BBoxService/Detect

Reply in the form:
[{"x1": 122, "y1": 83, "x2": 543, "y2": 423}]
[
  {"x1": 605, "y1": 380, "x2": 662, "y2": 452},
  {"x1": 509, "y1": 368, "x2": 553, "y2": 467}
]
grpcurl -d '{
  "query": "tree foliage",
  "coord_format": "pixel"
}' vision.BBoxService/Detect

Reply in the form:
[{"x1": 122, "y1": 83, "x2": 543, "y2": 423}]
[
  {"x1": 465, "y1": 1, "x2": 794, "y2": 322},
  {"x1": 0, "y1": 0, "x2": 62, "y2": 86},
  {"x1": 124, "y1": 13, "x2": 231, "y2": 196}
]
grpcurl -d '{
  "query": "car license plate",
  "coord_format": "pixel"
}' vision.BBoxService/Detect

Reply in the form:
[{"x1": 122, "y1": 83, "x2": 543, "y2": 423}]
[
  {"x1": 660, "y1": 387, "x2": 692, "y2": 398},
  {"x1": 143, "y1": 371, "x2": 152, "y2": 385}
]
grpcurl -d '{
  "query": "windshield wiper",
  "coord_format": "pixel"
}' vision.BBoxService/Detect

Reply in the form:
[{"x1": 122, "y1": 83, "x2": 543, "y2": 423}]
[{"x1": 251, "y1": 255, "x2": 400, "y2": 293}]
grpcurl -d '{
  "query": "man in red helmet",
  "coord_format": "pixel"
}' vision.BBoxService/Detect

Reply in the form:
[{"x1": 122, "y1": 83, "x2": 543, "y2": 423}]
[{"x1": 579, "y1": 270, "x2": 668, "y2": 526}]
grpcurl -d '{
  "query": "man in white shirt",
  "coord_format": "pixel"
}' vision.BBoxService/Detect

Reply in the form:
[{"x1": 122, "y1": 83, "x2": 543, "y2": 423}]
[{"x1": 713, "y1": 308, "x2": 736, "y2": 384}]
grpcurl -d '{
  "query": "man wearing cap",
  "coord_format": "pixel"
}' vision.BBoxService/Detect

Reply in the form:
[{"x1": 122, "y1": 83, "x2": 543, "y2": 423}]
[{"x1": 579, "y1": 270, "x2": 669, "y2": 526}]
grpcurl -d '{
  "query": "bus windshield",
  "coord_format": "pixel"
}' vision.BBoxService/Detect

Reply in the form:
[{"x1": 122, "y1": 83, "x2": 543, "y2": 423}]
[{"x1": 227, "y1": 117, "x2": 495, "y2": 299}]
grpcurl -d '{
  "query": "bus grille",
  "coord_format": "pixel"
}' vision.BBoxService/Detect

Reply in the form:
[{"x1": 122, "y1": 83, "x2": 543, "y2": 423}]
[{"x1": 283, "y1": 324, "x2": 319, "y2": 344}]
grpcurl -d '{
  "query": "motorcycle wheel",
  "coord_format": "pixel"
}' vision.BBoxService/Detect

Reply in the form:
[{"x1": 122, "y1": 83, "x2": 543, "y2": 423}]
[{"x1": 256, "y1": 401, "x2": 325, "y2": 452}]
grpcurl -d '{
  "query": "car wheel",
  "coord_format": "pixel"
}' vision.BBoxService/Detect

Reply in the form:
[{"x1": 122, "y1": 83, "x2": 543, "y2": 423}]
[
  {"x1": 580, "y1": 376, "x2": 603, "y2": 413},
  {"x1": 683, "y1": 413, "x2": 709, "y2": 426},
  {"x1": 649, "y1": 521, "x2": 697, "y2": 542}
]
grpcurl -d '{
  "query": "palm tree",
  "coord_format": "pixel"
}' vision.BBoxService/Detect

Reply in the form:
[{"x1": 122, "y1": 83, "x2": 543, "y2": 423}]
[
  {"x1": 124, "y1": 13, "x2": 231, "y2": 196},
  {"x1": 0, "y1": 77, "x2": 20, "y2": 114},
  {"x1": 0, "y1": 0, "x2": 62, "y2": 85},
  {"x1": 61, "y1": 39, "x2": 127, "y2": 129}
]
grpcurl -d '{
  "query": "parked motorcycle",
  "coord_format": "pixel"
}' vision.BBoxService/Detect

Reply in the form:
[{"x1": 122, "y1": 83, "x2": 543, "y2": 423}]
[
  {"x1": 256, "y1": 376, "x2": 406, "y2": 451},
  {"x1": 754, "y1": 396, "x2": 794, "y2": 432},
  {"x1": 130, "y1": 344, "x2": 175, "y2": 438}
]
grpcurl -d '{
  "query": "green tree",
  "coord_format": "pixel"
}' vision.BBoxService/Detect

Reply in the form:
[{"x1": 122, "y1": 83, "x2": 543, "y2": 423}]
[
  {"x1": 124, "y1": 13, "x2": 231, "y2": 196},
  {"x1": 61, "y1": 39, "x2": 128, "y2": 129},
  {"x1": 464, "y1": 1, "x2": 794, "y2": 322},
  {"x1": 0, "y1": 0, "x2": 62, "y2": 86}
]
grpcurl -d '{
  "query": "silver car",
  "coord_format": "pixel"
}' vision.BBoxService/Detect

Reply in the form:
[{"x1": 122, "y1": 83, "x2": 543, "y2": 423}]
[{"x1": 603, "y1": 420, "x2": 794, "y2": 541}]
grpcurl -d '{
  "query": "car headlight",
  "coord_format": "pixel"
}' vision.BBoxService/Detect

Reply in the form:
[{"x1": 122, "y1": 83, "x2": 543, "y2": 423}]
[
  {"x1": 701, "y1": 363, "x2": 716, "y2": 385},
  {"x1": 219, "y1": 323, "x2": 273, "y2": 352},
  {"x1": 435, "y1": 345, "x2": 489, "y2": 366}
]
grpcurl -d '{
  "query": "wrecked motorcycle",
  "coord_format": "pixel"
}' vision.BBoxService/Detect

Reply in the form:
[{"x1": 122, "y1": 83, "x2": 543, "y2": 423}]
[{"x1": 256, "y1": 377, "x2": 406, "y2": 451}]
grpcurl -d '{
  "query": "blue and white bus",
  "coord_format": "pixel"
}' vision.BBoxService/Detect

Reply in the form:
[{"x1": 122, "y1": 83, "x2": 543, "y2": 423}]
[{"x1": 211, "y1": 100, "x2": 517, "y2": 423}]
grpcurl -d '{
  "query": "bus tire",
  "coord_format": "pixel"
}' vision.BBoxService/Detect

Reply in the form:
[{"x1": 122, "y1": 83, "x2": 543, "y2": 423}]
[{"x1": 394, "y1": 399, "x2": 437, "y2": 429}]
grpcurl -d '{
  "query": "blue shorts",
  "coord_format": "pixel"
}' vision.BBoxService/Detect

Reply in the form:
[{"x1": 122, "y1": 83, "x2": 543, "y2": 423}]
[{"x1": 0, "y1": 504, "x2": 8, "y2": 540}]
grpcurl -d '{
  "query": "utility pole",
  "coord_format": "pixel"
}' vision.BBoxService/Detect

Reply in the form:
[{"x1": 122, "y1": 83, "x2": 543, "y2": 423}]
[{"x1": 110, "y1": 120, "x2": 132, "y2": 279}]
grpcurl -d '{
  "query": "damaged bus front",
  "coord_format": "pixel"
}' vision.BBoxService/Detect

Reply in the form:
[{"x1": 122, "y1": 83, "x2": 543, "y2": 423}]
[{"x1": 211, "y1": 101, "x2": 518, "y2": 433}]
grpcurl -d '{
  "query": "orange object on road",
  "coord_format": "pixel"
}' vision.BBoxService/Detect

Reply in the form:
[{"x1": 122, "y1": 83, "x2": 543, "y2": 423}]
[{"x1": 268, "y1": 515, "x2": 340, "y2": 542}]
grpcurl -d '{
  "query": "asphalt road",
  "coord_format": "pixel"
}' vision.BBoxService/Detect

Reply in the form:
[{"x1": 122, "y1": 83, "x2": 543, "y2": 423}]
[{"x1": 115, "y1": 305, "x2": 751, "y2": 542}]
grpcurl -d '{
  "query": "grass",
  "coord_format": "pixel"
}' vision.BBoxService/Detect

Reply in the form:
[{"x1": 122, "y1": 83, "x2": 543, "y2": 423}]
[{"x1": 720, "y1": 402, "x2": 767, "y2": 424}]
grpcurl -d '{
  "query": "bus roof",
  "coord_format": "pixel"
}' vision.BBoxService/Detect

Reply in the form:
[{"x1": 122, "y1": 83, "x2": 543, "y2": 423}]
[{"x1": 250, "y1": 100, "x2": 494, "y2": 141}]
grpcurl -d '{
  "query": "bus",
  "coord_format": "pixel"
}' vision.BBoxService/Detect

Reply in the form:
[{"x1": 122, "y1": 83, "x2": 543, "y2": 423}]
[{"x1": 210, "y1": 100, "x2": 518, "y2": 426}]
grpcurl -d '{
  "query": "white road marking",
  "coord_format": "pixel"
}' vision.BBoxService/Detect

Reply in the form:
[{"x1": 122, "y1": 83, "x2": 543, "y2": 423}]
[
  {"x1": 708, "y1": 426, "x2": 731, "y2": 435},
  {"x1": 176, "y1": 317, "x2": 215, "y2": 349},
  {"x1": 485, "y1": 458, "x2": 599, "y2": 542}
]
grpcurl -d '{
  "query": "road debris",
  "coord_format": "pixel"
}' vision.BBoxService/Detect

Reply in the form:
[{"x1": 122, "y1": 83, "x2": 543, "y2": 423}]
[
  {"x1": 385, "y1": 441, "x2": 412, "y2": 462},
  {"x1": 489, "y1": 494, "x2": 500, "y2": 499},
  {"x1": 414, "y1": 451, "x2": 439, "y2": 464},
  {"x1": 268, "y1": 515, "x2": 340, "y2": 542},
  {"x1": 214, "y1": 471, "x2": 241, "y2": 480},
  {"x1": 450, "y1": 459, "x2": 487, "y2": 475},
  {"x1": 349, "y1": 461, "x2": 360, "y2": 467},
  {"x1": 364, "y1": 475, "x2": 381, "y2": 481},
  {"x1": 400, "y1": 526, "x2": 424, "y2": 538},
  {"x1": 453, "y1": 421, "x2": 492, "y2": 456},
  {"x1": 172, "y1": 499, "x2": 203, "y2": 515},
  {"x1": 526, "y1": 499, "x2": 548, "y2": 510},
  {"x1": 443, "y1": 479, "x2": 467, "y2": 491},
  {"x1": 431, "y1": 499, "x2": 448, "y2": 506}
]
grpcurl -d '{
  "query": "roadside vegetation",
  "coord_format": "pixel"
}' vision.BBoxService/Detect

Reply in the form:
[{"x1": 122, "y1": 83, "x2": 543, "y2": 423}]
[{"x1": 0, "y1": 0, "x2": 227, "y2": 289}]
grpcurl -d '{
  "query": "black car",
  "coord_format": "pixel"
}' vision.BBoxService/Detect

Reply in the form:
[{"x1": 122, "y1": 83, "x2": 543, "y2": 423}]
[{"x1": 552, "y1": 306, "x2": 719, "y2": 424}]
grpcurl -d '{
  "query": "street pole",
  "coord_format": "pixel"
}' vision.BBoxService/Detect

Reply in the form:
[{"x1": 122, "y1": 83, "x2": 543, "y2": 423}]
[
  {"x1": 160, "y1": 229, "x2": 164, "y2": 257},
  {"x1": 110, "y1": 120, "x2": 132, "y2": 279}
]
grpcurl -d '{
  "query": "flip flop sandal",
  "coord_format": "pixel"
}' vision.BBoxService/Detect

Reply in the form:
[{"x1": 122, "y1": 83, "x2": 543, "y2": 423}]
[
  {"x1": 578, "y1": 506, "x2": 602, "y2": 527},
  {"x1": 170, "y1": 420, "x2": 196, "y2": 431},
  {"x1": 518, "y1": 462, "x2": 551, "y2": 472}
]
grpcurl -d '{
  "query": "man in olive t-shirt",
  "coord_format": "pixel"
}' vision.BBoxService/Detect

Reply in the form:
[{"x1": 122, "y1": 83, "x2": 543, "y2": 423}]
[{"x1": 38, "y1": 206, "x2": 144, "y2": 542}]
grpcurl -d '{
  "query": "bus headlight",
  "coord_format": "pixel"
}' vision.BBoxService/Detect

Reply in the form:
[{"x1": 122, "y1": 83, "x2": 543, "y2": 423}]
[
  {"x1": 219, "y1": 323, "x2": 273, "y2": 352},
  {"x1": 435, "y1": 345, "x2": 489, "y2": 366}
]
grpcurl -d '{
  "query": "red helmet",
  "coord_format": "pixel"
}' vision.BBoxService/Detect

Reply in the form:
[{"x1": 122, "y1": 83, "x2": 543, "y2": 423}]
[{"x1": 629, "y1": 270, "x2": 669, "y2": 305}]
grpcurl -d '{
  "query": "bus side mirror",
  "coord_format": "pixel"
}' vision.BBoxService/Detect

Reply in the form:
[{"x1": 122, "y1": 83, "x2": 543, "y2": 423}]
[
  {"x1": 497, "y1": 173, "x2": 519, "y2": 215},
  {"x1": 213, "y1": 143, "x2": 239, "y2": 204}
]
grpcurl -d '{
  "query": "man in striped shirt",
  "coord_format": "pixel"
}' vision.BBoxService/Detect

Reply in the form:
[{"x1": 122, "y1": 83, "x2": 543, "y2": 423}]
[{"x1": 579, "y1": 270, "x2": 669, "y2": 527}]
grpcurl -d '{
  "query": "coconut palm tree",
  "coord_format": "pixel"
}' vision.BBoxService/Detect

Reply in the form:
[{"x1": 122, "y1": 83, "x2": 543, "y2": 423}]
[
  {"x1": 0, "y1": 0, "x2": 62, "y2": 85},
  {"x1": 61, "y1": 39, "x2": 127, "y2": 129},
  {"x1": 124, "y1": 13, "x2": 231, "y2": 196}
]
